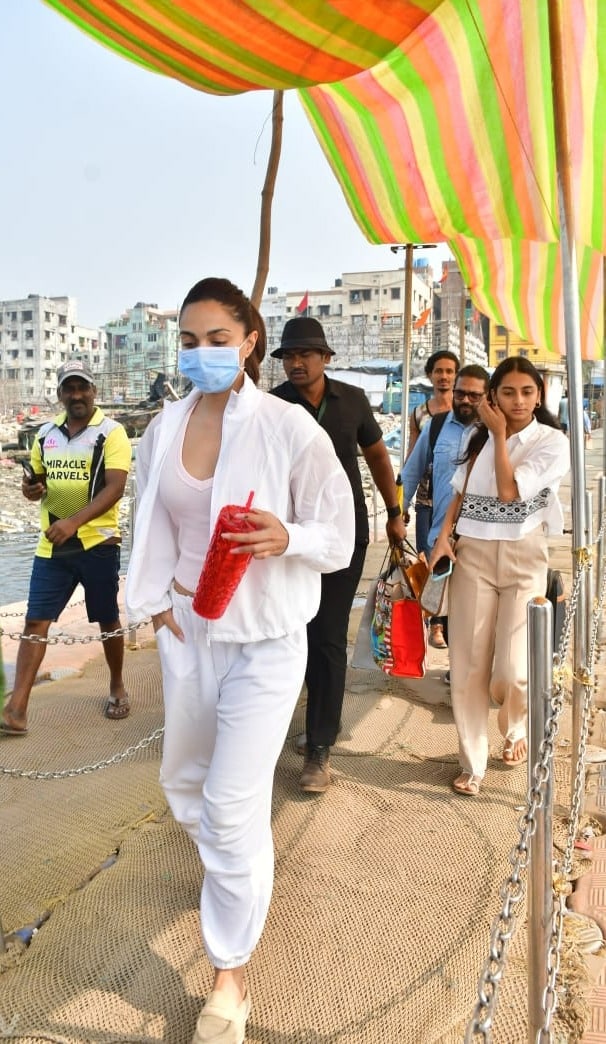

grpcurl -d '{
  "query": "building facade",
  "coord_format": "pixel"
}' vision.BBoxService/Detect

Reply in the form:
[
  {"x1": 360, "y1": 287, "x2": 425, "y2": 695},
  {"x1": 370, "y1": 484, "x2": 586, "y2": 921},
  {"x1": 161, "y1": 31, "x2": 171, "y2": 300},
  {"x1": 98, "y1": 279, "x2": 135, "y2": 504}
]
[
  {"x1": 261, "y1": 261, "x2": 488, "y2": 389},
  {"x1": 102, "y1": 302, "x2": 178, "y2": 401},
  {"x1": 1, "y1": 260, "x2": 492, "y2": 414},
  {"x1": 0, "y1": 294, "x2": 105, "y2": 412}
]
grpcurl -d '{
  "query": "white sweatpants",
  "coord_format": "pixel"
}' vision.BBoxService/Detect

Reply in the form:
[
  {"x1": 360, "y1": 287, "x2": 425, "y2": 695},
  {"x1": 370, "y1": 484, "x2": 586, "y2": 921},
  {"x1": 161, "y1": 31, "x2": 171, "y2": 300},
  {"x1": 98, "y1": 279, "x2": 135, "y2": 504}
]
[
  {"x1": 448, "y1": 529, "x2": 548, "y2": 778},
  {"x1": 156, "y1": 589, "x2": 307, "y2": 969}
]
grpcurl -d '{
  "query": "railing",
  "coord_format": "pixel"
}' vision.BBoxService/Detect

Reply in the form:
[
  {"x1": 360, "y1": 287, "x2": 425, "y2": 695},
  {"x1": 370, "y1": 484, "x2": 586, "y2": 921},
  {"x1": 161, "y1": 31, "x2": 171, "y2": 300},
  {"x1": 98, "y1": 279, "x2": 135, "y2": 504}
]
[
  {"x1": 465, "y1": 502, "x2": 606, "y2": 1042},
  {"x1": 1, "y1": 468, "x2": 605, "y2": 1036}
]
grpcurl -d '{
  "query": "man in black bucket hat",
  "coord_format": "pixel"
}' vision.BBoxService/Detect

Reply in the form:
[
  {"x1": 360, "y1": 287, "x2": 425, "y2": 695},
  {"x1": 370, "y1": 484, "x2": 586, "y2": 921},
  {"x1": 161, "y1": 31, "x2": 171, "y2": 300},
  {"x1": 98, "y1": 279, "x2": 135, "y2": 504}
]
[{"x1": 271, "y1": 316, "x2": 406, "y2": 794}]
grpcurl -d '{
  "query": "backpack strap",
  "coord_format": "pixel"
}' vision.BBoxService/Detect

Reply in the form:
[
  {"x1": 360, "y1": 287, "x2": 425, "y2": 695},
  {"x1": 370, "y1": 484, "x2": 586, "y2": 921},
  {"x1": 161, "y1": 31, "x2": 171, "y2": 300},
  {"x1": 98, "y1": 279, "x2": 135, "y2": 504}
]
[
  {"x1": 428, "y1": 410, "x2": 448, "y2": 459},
  {"x1": 425, "y1": 411, "x2": 449, "y2": 508}
]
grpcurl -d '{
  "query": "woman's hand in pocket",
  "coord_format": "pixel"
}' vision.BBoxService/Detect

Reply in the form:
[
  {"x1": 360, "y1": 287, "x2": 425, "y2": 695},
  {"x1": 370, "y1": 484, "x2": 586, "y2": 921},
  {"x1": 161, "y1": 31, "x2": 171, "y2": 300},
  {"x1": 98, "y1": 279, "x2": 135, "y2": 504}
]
[{"x1": 152, "y1": 609, "x2": 185, "y2": 642}]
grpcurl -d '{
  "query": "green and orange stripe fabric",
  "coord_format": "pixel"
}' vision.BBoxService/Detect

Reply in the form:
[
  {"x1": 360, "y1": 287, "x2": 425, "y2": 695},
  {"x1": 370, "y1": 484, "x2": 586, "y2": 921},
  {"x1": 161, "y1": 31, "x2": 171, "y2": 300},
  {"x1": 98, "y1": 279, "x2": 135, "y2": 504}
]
[
  {"x1": 43, "y1": 0, "x2": 442, "y2": 94},
  {"x1": 44, "y1": 0, "x2": 605, "y2": 358},
  {"x1": 300, "y1": 0, "x2": 606, "y2": 358}
]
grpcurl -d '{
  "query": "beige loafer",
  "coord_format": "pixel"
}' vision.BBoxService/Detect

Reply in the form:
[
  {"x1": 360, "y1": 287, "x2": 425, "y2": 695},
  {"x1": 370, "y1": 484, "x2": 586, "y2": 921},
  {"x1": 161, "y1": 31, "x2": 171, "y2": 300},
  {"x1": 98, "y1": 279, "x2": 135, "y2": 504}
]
[{"x1": 192, "y1": 989, "x2": 251, "y2": 1044}]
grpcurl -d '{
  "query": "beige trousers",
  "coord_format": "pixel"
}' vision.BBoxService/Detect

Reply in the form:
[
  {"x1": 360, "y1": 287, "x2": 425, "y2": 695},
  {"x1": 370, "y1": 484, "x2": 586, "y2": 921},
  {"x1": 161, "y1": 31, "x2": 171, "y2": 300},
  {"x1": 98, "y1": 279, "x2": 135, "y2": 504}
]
[{"x1": 448, "y1": 528, "x2": 548, "y2": 778}]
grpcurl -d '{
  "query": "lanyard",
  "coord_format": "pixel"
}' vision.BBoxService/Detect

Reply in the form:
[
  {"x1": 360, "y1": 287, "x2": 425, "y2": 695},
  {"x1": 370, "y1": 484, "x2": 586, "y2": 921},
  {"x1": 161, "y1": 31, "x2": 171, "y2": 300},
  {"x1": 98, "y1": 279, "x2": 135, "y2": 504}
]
[{"x1": 316, "y1": 396, "x2": 328, "y2": 424}]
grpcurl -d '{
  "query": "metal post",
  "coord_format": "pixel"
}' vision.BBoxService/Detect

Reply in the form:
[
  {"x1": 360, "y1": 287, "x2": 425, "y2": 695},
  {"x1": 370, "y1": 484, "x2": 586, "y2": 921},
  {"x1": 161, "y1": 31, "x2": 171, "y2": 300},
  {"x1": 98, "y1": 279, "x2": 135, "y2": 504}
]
[
  {"x1": 527, "y1": 597, "x2": 554, "y2": 1043},
  {"x1": 372, "y1": 481, "x2": 379, "y2": 543},
  {"x1": 585, "y1": 490, "x2": 594, "y2": 646},
  {"x1": 547, "y1": 0, "x2": 590, "y2": 811},
  {"x1": 599, "y1": 476, "x2": 606, "y2": 641},
  {"x1": 459, "y1": 282, "x2": 466, "y2": 365},
  {"x1": 399, "y1": 244, "x2": 414, "y2": 470},
  {"x1": 127, "y1": 472, "x2": 139, "y2": 648},
  {"x1": 603, "y1": 260, "x2": 606, "y2": 478}
]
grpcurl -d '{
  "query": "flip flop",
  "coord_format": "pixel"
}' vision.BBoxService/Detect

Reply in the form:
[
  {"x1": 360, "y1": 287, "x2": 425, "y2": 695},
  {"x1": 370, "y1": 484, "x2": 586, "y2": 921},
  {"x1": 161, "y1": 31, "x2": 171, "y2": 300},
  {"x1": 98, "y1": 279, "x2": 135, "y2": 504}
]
[
  {"x1": 452, "y1": 772, "x2": 482, "y2": 796},
  {"x1": 502, "y1": 739, "x2": 527, "y2": 766},
  {"x1": 0, "y1": 721, "x2": 29, "y2": 737},
  {"x1": 104, "y1": 694, "x2": 130, "y2": 720}
]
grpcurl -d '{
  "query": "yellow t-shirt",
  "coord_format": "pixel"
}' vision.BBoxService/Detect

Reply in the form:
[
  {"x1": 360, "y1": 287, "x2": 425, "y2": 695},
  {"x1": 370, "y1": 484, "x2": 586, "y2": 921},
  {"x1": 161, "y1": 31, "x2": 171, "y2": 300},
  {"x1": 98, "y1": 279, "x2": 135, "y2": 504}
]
[{"x1": 31, "y1": 407, "x2": 132, "y2": 557}]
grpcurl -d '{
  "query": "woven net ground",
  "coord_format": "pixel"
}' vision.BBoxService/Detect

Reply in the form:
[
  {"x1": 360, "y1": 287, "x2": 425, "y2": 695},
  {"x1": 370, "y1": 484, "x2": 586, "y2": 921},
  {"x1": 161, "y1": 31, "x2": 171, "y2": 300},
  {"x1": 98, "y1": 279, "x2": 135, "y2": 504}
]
[{"x1": 0, "y1": 632, "x2": 579, "y2": 1043}]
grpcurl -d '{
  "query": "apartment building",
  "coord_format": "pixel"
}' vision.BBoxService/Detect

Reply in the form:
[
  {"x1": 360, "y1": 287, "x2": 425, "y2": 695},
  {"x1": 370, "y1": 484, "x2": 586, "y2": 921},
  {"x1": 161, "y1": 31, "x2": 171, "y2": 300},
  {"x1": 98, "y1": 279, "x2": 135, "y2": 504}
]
[
  {"x1": 261, "y1": 261, "x2": 488, "y2": 389},
  {"x1": 103, "y1": 302, "x2": 178, "y2": 401},
  {"x1": 0, "y1": 294, "x2": 105, "y2": 412}
]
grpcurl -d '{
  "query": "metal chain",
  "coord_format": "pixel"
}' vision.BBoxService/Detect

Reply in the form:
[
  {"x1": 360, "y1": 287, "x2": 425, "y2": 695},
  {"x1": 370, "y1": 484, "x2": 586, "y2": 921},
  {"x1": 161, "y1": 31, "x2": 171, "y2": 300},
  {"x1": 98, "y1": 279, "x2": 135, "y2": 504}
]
[
  {"x1": 0, "y1": 618, "x2": 150, "y2": 644},
  {"x1": 0, "y1": 727, "x2": 164, "y2": 780},
  {"x1": 0, "y1": 597, "x2": 87, "y2": 617},
  {"x1": 465, "y1": 678, "x2": 564, "y2": 1042},
  {"x1": 465, "y1": 534, "x2": 601, "y2": 1042},
  {"x1": 558, "y1": 524, "x2": 606, "y2": 879},
  {"x1": 539, "y1": 544, "x2": 606, "y2": 1039}
]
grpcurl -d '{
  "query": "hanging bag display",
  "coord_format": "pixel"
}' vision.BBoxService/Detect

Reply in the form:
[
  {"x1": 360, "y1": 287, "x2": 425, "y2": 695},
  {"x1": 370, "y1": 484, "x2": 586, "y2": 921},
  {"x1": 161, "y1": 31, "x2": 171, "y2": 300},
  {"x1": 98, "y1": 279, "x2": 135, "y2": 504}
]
[{"x1": 370, "y1": 545, "x2": 428, "y2": 678}]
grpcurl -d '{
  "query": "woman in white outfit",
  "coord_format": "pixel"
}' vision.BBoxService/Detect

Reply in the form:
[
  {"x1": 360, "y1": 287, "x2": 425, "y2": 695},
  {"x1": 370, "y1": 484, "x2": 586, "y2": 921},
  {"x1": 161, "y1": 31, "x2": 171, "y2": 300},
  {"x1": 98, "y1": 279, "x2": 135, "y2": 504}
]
[
  {"x1": 429, "y1": 357, "x2": 569, "y2": 797},
  {"x1": 126, "y1": 278, "x2": 354, "y2": 1044}
]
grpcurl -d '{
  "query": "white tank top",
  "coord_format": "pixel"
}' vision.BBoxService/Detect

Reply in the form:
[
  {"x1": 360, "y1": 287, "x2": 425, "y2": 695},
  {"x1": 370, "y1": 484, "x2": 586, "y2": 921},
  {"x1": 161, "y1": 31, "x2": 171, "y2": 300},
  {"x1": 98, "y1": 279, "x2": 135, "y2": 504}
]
[{"x1": 157, "y1": 414, "x2": 212, "y2": 592}]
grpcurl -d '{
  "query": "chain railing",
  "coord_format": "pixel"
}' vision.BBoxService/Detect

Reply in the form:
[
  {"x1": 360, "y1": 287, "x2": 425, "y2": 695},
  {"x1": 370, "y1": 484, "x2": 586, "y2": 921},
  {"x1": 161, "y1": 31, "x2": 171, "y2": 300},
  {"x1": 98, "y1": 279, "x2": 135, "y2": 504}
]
[
  {"x1": 0, "y1": 618, "x2": 149, "y2": 644},
  {"x1": 465, "y1": 510, "x2": 606, "y2": 1042},
  {"x1": 540, "y1": 530, "x2": 606, "y2": 1041},
  {"x1": 0, "y1": 726, "x2": 164, "y2": 781}
]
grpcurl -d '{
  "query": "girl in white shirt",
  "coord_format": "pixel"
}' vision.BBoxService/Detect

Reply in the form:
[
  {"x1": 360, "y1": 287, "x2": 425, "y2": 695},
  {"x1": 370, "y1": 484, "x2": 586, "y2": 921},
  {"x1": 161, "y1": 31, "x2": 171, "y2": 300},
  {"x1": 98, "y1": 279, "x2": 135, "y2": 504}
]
[{"x1": 429, "y1": 357, "x2": 569, "y2": 797}]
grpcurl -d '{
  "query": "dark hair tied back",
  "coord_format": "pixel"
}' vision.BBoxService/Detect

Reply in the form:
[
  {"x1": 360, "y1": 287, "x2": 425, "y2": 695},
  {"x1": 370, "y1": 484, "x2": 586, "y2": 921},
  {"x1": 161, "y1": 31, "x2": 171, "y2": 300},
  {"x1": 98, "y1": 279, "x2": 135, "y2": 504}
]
[{"x1": 180, "y1": 277, "x2": 266, "y2": 385}]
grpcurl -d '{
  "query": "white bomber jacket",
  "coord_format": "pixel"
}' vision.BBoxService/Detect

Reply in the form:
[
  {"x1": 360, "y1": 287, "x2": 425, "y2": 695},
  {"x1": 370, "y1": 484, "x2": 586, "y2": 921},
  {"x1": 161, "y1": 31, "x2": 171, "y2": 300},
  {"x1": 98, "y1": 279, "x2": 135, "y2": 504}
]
[{"x1": 125, "y1": 376, "x2": 355, "y2": 642}]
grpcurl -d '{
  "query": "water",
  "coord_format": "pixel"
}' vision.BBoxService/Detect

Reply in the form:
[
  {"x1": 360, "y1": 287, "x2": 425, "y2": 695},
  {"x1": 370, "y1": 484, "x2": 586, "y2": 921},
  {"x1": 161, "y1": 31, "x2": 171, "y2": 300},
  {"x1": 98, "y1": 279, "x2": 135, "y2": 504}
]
[
  {"x1": 0, "y1": 531, "x2": 38, "y2": 604},
  {"x1": 0, "y1": 531, "x2": 130, "y2": 606}
]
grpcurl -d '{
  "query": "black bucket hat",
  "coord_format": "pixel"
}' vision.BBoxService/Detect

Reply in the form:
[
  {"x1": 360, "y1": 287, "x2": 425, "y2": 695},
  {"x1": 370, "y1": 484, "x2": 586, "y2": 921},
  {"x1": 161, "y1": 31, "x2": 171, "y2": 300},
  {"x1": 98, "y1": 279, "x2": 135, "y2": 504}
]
[{"x1": 271, "y1": 317, "x2": 335, "y2": 358}]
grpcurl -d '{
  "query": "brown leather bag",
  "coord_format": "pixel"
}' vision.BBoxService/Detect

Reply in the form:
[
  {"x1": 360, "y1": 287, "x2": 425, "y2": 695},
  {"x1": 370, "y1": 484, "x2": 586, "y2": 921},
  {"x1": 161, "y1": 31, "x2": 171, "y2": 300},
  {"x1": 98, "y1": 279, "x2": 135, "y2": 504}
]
[{"x1": 392, "y1": 540, "x2": 429, "y2": 600}]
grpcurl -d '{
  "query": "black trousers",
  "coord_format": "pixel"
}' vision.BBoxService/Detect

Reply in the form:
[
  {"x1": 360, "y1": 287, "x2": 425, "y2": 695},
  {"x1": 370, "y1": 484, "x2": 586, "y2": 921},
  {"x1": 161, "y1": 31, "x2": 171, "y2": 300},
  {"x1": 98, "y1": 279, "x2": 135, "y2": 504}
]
[{"x1": 305, "y1": 542, "x2": 368, "y2": 748}]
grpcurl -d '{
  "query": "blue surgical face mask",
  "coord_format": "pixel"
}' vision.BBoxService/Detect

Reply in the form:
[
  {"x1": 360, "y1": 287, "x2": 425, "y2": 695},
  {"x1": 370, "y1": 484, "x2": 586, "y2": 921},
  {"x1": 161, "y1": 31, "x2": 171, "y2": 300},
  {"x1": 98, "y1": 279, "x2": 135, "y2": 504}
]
[{"x1": 178, "y1": 345, "x2": 244, "y2": 393}]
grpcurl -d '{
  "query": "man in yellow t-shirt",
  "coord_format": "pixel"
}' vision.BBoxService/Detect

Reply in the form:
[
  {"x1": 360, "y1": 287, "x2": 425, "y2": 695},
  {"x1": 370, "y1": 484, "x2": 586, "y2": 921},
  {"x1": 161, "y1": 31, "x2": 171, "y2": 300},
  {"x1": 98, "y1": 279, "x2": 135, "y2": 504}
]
[{"x1": 1, "y1": 359, "x2": 132, "y2": 736}]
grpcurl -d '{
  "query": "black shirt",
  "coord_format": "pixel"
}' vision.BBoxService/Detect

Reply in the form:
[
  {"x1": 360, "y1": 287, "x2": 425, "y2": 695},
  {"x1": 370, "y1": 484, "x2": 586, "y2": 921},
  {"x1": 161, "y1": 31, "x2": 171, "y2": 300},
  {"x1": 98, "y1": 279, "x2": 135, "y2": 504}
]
[{"x1": 270, "y1": 376, "x2": 382, "y2": 543}]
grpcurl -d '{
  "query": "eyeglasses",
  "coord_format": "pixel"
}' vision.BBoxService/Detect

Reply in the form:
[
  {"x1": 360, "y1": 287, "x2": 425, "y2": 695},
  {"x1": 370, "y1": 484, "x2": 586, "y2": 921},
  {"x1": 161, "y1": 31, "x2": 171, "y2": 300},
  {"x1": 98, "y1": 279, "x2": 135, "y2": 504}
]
[{"x1": 453, "y1": 390, "x2": 484, "y2": 403}]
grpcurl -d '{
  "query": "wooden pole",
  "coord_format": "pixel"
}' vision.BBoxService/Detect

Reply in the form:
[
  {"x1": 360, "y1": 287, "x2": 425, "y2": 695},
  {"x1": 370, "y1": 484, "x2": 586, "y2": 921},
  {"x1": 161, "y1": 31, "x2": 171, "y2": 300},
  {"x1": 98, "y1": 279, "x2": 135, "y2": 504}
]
[{"x1": 251, "y1": 91, "x2": 284, "y2": 309}]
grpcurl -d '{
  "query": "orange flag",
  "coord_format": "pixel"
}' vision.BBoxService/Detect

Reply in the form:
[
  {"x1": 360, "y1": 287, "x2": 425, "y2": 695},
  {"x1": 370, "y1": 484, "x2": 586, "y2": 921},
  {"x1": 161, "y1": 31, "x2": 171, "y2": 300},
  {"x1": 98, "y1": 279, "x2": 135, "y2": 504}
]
[{"x1": 413, "y1": 306, "x2": 432, "y2": 329}]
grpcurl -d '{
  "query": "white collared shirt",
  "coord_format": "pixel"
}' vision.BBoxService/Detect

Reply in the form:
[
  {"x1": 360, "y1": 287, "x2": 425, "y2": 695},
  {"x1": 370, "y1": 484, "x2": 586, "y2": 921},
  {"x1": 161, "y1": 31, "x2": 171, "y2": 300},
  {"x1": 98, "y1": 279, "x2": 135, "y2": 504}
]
[{"x1": 451, "y1": 419, "x2": 570, "y2": 541}]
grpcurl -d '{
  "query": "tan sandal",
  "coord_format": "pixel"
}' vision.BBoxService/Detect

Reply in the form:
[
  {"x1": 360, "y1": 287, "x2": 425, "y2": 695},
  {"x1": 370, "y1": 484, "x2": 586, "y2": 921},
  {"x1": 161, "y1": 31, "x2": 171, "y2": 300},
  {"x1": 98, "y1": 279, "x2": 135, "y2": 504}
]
[
  {"x1": 452, "y1": 772, "x2": 482, "y2": 796},
  {"x1": 502, "y1": 738, "x2": 527, "y2": 766}
]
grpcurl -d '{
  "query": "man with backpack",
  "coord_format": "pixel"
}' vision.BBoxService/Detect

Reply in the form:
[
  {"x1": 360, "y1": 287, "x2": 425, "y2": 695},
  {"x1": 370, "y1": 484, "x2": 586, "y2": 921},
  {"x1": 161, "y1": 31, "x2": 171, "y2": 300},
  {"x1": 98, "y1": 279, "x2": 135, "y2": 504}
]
[{"x1": 401, "y1": 365, "x2": 490, "y2": 649}]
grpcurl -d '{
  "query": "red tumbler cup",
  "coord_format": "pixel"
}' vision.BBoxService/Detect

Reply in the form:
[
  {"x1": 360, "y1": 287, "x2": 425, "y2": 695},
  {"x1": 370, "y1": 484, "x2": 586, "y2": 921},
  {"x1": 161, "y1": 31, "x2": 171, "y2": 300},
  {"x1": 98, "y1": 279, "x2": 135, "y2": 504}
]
[{"x1": 193, "y1": 492, "x2": 256, "y2": 619}]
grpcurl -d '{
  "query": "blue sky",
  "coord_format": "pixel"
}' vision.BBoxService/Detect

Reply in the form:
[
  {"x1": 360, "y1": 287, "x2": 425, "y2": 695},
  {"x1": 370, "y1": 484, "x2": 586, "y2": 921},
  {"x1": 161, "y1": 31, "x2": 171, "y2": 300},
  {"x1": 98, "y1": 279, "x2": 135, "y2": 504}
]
[{"x1": 2, "y1": 1, "x2": 449, "y2": 328}]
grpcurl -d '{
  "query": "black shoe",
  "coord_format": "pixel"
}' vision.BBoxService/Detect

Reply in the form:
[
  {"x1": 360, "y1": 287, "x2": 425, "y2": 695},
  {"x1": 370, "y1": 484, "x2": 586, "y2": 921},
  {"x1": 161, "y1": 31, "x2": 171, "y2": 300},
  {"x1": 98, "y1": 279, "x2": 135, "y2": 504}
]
[{"x1": 300, "y1": 745, "x2": 331, "y2": 793}]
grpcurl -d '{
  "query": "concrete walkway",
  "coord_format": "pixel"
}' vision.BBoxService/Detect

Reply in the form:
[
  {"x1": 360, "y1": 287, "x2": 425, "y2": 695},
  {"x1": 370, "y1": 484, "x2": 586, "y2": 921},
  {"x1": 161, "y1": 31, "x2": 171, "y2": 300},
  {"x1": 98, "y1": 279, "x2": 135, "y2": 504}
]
[{"x1": 0, "y1": 430, "x2": 604, "y2": 1043}]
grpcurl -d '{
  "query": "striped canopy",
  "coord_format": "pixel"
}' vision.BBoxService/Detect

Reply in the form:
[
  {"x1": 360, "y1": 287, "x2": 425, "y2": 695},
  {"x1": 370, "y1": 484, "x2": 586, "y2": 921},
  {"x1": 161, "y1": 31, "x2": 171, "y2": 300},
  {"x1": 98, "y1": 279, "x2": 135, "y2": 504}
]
[
  {"x1": 45, "y1": 0, "x2": 605, "y2": 358},
  {"x1": 299, "y1": 0, "x2": 605, "y2": 358},
  {"x1": 42, "y1": 1, "x2": 443, "y2": 94}
]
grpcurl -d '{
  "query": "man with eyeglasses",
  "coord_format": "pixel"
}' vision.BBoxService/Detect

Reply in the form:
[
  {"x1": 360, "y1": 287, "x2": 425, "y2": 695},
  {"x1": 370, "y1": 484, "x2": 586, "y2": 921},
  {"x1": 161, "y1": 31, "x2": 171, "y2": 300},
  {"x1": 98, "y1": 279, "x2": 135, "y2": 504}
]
[{"x1": 401, "y1": 365, "x2": 490, "y2": 652}]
